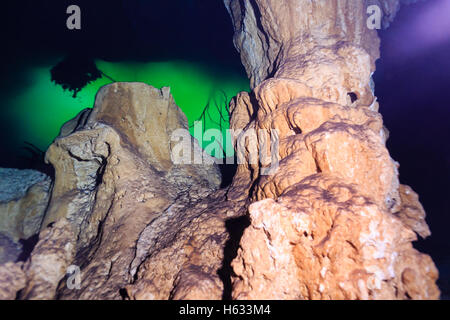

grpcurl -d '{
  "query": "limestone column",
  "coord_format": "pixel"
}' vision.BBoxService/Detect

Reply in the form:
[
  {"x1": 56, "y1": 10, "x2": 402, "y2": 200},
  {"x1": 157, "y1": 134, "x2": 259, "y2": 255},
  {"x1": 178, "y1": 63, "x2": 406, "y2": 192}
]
[{"x1": 225, "y1": 0, "x2": 439, "y2": 300}]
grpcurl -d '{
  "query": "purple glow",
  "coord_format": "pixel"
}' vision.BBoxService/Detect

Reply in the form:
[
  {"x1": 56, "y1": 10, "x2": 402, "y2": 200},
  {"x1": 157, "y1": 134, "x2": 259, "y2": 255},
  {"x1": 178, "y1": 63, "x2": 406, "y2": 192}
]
[{"x1": 383, "y1": 0, "x2": 450, "y2": 60}]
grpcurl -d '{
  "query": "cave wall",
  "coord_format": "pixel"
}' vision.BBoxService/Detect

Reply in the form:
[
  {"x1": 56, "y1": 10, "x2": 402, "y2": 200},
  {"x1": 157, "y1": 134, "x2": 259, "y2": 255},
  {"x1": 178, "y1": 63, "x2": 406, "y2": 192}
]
[
  {"x1": 224, "y1": 0, "x2": 439, "y2": 299},
  {"x1": 0, "y1": 0, "x2": 440, "y2": 300}
]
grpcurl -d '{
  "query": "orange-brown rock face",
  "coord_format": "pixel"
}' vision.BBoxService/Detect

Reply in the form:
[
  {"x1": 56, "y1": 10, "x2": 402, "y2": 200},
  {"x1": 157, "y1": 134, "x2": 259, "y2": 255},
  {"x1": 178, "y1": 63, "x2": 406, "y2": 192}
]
[
  {"x1": 0, "y1": 83, "x2": 253, "y2": 301},
  {"x1": 0, "y1": 0, "x2": 439, "y2": 301},
  {"x1": 47, "y1": 83, "x2": 231, "y2": 300},
  {"x1": 233, "y1": 176, "x2": 439, "y2": 300},
  {"x1": 2, "y1": 83, "x2": 239, "y2": 300},
  {"x1": 225, "y1": 0, "x2": 439, "y2": 299}
]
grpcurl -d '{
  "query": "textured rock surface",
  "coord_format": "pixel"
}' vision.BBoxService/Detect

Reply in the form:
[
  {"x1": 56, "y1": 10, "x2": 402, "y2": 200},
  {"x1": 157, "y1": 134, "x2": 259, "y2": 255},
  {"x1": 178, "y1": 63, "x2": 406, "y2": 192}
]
[
  {"x1": 6, "y1": 82, "x2": 234, "y2": 300},
  {"x1": 0, "y1": 168, "x2": 49, "y2": 203},
  {"x1": 0, "y1": 0, "x2": 439, "y2": 300},
  {"x1": 225, "y1": 0, "x2": 440, "y2": 299},
  {"x1": 396, "y1": 184, "x2": 431, "y2": 239},
  {"x1": 0, "y1": 262, "x2": 26, "y2": 299},
  {"x1": 0, "y1": 168, "x2": 51, "y2": 265},
  {"x1": 233, "y1": 175, "x2": 439, "y2": 299},
  {"x1": 224, "y1": 0, "x2": 418, "y2": 89},
  {"x1": 125, "y1": 190, "x2": 247, "y2": 300},
  {"x1": 0, "y1": 234, "x2": 22, "y2": 265},
  {"x1": 0, "y1": 168, "x2": 51, "y2": 242}
]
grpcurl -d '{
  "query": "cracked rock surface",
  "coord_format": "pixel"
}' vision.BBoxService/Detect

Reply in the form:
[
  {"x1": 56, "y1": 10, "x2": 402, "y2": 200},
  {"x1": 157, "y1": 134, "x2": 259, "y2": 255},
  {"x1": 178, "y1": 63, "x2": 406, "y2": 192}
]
[
  {"x1": 225, "y1": 0, "x2": 439, "y2": 300},
  {"x1": 0, "y1": 0, "x2": 440, "y2": 300},
  {"x1": 0, "y1": 83, "x2": 239, "y2": 300}
]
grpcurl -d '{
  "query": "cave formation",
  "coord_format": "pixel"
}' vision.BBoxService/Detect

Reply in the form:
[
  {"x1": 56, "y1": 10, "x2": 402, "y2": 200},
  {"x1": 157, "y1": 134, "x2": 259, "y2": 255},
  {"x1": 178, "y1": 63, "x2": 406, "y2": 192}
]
[{"x1": 0, "y1": 0, "x2": 441, "y2": 300}]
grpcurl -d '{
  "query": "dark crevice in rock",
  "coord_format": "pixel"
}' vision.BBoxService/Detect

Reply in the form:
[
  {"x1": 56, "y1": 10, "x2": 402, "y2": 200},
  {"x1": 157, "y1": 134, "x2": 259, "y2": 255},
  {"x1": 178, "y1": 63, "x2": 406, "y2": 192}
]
[
  {"x1": 348, "y1": 92, "x2": 358, "y2": 104},
  {"x1": 249, "y1": 92, "x2": 260, "y2": 121},
  {"x1": 218, "y1": 160, "x2": 237, "y2": 189},
  {"x1": 78, "y1": 206, "x2": 108, "y2": 265},
  {"x1": 293, "y1": 127, "x2": 302, "y2": 135},
  {"x1": 17, "y1": 234, "x2": 40, "y2": 262},
  {"x1": 95, "y1": 161, "x2": 106, "y2": 188},
  {"x1": 15, "y1": 289, "x2": 23, "y2": 300},
  {"x1": 218, "y1": 214, "x2": 251, "y2": 300},
  {"x1": 119, "y1": 288, "x2": 130, "y2": 300}
]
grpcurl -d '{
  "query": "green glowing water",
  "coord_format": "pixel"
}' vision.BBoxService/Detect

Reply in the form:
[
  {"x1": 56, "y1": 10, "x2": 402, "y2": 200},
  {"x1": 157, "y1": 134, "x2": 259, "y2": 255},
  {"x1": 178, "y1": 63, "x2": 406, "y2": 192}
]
[{"x1": 3, "y1": 59, "x2": 249, "y2": 160}]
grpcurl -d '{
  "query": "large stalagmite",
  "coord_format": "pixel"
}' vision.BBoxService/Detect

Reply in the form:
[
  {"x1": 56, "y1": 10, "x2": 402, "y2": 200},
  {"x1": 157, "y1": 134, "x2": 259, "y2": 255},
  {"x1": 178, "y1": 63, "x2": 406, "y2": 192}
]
[
  {"x1": 0, "y1": 0, "x2": 440, "y2": 300},
  {"x1": 224, "y1": 0, "x2": 439, "y2": 299},
  {"x1": 0, "y1": 83, "x2": 234, "y2": 300}
]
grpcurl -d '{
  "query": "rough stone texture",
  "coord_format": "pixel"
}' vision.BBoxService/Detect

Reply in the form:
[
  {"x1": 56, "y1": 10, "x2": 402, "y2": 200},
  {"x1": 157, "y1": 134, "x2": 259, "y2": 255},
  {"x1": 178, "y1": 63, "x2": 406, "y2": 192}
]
[
  {"x1": 0, "y1": 262, "x2": 26, "y2": 299},
  {"x1": 0, "y1": 233, "x2": 22, "y2": 264},
  {"x1": 125, "y1": 191, "x2": 247, "y2": 300},
  {"x1": 0, "y1": 82, "x2": 251, "y2": 301},
  {"x1": 0, "y1": 169, "x2": 48, "y2": 202},
  {"x1": 233, "y1": 175, "x2": 439, "y2": 300},
  {"x1": 0, "y1": 0, "x2": 438, "y2": 300},
  {"x1": 21, "y1": 218, "x2": 76, "y2": 299},
  {"x1": 0, "y1": 169, "x2": 51, "y2": 241},
  {"x1": 6, "y1": 82, "x2": 236, "y2": 300},
  {"x1": 224, "y1": 0, "x2": 417, "y2": 89},
  {"x1": 225, "y1": 0, "x2": 440, "y2": 300},
  {"x1": 396, "y1": 184, "x2": 431, "y2": 239},
  {"x1": 0, "y1": 168, "x2": 51, "y2": 260}
]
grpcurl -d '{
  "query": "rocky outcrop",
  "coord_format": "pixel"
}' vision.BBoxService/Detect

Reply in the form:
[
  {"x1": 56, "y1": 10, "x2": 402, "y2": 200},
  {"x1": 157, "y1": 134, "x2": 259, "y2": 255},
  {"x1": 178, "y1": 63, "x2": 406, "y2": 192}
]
[
  {"x1": 1, "y1": 82, "x2": 242, "y2": 300},
  {"x1": 0, "y1": 262, "x2": 26, "y2": 299},
  {"x1": 0, "y1": 168, "x2": 51, "y2": 264},
  {"x1": 0, "y1": 234, "x2": 22, "y2": 265},
  {"x1": 125, "y1": 190, "x2": 248, "y2": 300},
  {"x1": 225, "y1": 0, "x2": 439, "y2": 299},
  {"x1": 0, "y1": 168, "x2": 51, "y2": 243},
  {"x1": 0, "y1": 0, "x2": 439, "y2": 300},
  {"x1": 233, "y1": 176, "x2": 439, "y2": 299},
  {"x1": 0, "y1": 82, "x2": 252, "y2": 301},
  {"x1": 224, "y1": 0, "x2": 417, "y2": 89}
]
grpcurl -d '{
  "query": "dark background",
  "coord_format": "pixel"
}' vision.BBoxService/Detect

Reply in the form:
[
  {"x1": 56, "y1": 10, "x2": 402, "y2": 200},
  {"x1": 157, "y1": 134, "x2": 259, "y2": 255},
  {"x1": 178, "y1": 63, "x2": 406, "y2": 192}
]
[
  {"x1": 375, "y1": 0, "x2": 450, "y2": 296},
  {"x1": 0, "y1": 0, "x2": 448, "y2": 297}
]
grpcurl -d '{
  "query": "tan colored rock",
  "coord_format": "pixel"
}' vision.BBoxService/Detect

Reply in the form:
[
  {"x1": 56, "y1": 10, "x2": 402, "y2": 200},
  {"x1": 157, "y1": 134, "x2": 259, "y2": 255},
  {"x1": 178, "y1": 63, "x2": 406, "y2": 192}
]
[
  {"x1": 233, "y1": 175, "x2": 439, "y2": 300},
  {"x1": 86, "y1": 84, "x2": 187, "y2": 172},
  {"x1": 256, "y1": 97, "x2": 384, "y2": 138},
  {"x1": 21, "y1": 218, "x2": 76, "y2": 299},
  {"x1": 0, "y1": 0, "x2": 436, "y2": 301},
  {"x1": 52, "y1": 83, "x2": 222, "y2": 300},
  {"x1": 0, "y1": 262, "x2": 26, "y2": 299},
  {"x1": 6, "y1": 82, "x2": 227, "y2": 300},
  {"x1": 396, "y1": 184, "x2": 431, "y2": 238},
  {"x1": 225, "y1": 0, "x2": 408, "y2": 89},
  {"x1": 254, "y1": 145, "x2": 316, "y2": 200},
  {"x1": 126, "y1": 191, "x2": 248, "y2": 300},
  {"x1": 226, "y1": 0, "x2": 439, "y2": 300},
  {"x1": 304, "y1": 121, "x2": 400, "y2": 212},
  {"x1": 0, "y1": 168, "x2": 51, "y2": 243}
]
